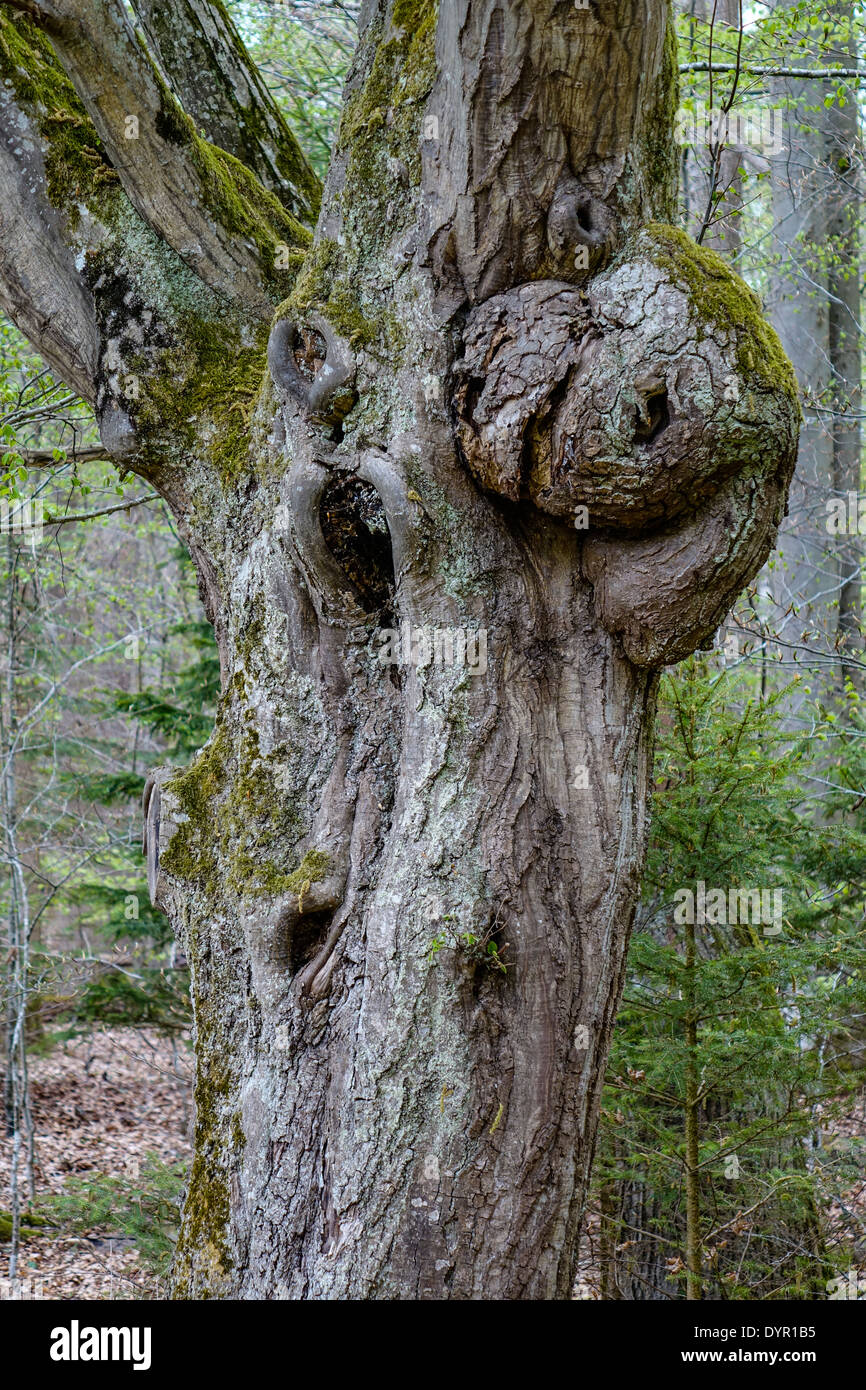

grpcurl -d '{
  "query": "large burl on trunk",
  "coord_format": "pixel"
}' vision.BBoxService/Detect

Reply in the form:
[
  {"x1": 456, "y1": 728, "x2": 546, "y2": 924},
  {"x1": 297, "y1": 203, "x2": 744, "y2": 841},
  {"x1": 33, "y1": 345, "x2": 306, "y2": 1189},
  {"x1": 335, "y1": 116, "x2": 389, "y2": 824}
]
[{"x1": 0, "y1": 0, "x2": 798, "y2": 1297}]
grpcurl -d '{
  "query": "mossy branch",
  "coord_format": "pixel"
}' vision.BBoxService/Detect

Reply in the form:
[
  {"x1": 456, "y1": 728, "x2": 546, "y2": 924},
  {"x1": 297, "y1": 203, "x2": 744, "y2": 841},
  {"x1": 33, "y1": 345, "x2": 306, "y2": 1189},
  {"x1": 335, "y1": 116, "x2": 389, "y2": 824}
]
[
  {"x1": 135, "y1": 0, "x2": 321, "y2": 221},
  {"x1": 1, "y1": 0, "x2": 307, "y2": 314}
]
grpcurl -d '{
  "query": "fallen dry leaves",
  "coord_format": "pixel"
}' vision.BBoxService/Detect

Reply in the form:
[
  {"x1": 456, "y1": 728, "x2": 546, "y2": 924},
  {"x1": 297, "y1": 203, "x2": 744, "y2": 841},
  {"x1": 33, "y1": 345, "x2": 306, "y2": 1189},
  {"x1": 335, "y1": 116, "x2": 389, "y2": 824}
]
[{"x1": 0, "y1": 1027, "x2": 191, "y2": 1301}]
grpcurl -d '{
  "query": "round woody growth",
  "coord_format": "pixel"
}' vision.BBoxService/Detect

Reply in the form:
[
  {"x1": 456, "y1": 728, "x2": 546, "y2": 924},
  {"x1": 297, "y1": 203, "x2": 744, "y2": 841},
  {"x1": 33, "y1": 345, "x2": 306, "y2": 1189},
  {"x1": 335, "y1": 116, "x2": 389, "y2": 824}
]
[
  {"x1": 453, "y1": 228, "x2": 798, "y2": 533},
  {"x1": 453, "y1": 226, "x2": 799, "y2": 665}
]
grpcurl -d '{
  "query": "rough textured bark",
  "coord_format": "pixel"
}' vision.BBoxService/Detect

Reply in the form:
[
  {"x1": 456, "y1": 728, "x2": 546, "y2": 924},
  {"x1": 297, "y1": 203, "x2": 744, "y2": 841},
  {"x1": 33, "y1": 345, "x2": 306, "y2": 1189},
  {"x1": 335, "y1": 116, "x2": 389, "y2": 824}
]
[
  {"x1": 135, "y1": 0, "x2": 321, "y2": 216},
  {"x1": 0, "y1": 0, "x2": 798, "y2": 1299},
  {"x1": 769, "y1": 0, "x2": 862, "y2": 698},
  {"x1": 825, "y1": 3, "x2": 862, "y2": 682}
]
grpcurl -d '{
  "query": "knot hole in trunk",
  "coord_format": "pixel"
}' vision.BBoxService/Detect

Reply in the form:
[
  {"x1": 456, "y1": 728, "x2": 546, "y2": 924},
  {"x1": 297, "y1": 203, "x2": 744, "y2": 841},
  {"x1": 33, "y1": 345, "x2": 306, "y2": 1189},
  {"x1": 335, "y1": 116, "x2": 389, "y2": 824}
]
[
  {"x1": 268, "y1": 312, "x2": 357, "y2": 435},
  {"x1": 319, "y1": 474, "x2": 395, "y2": 617},
  {"x1": 633, "y1": 382, "x2": 670, "y2": 446}
]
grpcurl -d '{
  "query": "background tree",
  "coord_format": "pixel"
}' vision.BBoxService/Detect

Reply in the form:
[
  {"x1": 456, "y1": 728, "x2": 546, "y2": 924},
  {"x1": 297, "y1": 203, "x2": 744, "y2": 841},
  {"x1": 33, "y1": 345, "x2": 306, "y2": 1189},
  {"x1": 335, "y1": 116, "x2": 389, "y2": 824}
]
[
  {"x1": 594, "y1": 657, "x2": 866, "y2": 1300},
  {"x1": 588, "y1": 1, "x2": 866, "y2": 1301},
  {"x1": 766, "y1": 0, "x2": 863, "y2": 704}
]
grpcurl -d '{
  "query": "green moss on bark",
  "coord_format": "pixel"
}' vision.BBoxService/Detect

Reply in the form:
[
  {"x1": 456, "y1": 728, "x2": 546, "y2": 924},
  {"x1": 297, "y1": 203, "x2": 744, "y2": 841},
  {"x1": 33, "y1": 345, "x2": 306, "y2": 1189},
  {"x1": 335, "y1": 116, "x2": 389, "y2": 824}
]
[
  {"x1": 275, "y1": 238, "x2": 382, "y2": 349},
  {"x1": 225, "y1": 730, "x2": 311, "y2": 894},
  {"x1": 246, "y1": 848, "x2": 330, "y2": 899},
  {"x1": 173, "y1": 1030, "x2": 236, "y2": 1296},
  {"x1": 205, "y1": 0, "x2": 322, "y2": 221},
  {"x1": 147, "y1": 0, "x2": 321, "y2": 222},
  {"x1": 642, "y1": 16, "x2": 679, "y2": 219},
  {"x1": 129, "y1": 313, "x2": 269, "y2": 486},
  {"x1": 0, "y1": 13, "x2": 120, "y2": 219},
  {"x1": 644, "y1": 224, "x2": 800, "y2": 403},
  {"x1": 340, "y1": 0, "x2": 438, "y2": 161},
  {"x1": 261, "y1": 1, "x2": 439, "y2": 371},
  {"x1": 0, "y1": 14, "x2": 309, "y2": 302},
  {"x1": 337, "y1": 0, "x2": 437, "y2": 248},
  {"x1": 151, "y1": 74, "x2": 312, "y2": 298},
  {"x1": 162, "y1": 710, "x2": 319, "y2": 903},
  {"x1": 160, "y1": 725, "x2": 230, "y2": 885},
  {"x1": 275, "y1": 239, "x2": 411, "y2": 368}
]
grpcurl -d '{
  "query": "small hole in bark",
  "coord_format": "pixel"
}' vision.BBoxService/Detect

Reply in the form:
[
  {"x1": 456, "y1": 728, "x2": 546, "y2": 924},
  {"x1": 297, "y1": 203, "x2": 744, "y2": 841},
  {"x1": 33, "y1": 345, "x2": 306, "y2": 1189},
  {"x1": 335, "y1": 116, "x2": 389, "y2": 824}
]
[
  {"x1": 634, "y1": 387, "x2": 670, "y2": 445},
  {"x1": 293, "y1": 326, "x2": 327, "y2": 382},
  {"x1": 576, "y1": 201, "x2": 593, "y2": 234},
  {"x1": 289, "y1": 909, "x2": 333, "y2": 975},
  {"x1": 319, "y1": 475, "x2": 395, "y2": 614}
]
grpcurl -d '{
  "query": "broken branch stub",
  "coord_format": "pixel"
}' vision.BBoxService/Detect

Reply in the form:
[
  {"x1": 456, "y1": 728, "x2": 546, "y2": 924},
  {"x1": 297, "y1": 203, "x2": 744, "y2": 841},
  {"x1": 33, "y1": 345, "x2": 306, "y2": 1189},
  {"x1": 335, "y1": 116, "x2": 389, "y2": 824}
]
[{"x1": 267, "y1": 311, "x2": 356, "y2": 424}]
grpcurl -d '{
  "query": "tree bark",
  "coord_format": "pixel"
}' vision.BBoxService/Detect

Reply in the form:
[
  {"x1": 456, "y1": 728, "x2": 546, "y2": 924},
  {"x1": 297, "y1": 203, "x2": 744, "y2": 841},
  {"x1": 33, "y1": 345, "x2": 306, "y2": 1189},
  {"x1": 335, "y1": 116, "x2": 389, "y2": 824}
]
[
  {"x1": 825, "y1": 3, "x2": 862, "y2": 684},
  {"x1": 769, "y1": 0, "x2": 862, "y2": 698},
  {"x1": 0, "y1": 0, "x2": 798, "y2": 1299},
  {"x1": 134, "y1": 0, "x2": 321, "y2": 216}
]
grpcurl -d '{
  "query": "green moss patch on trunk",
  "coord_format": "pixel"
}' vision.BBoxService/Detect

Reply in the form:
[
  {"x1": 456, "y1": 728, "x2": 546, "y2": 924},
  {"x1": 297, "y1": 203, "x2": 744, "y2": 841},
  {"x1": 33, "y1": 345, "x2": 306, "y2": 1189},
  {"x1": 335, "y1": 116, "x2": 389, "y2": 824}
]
[{"x1": 644, "y1": 223, "x2": 800, "y2": 403}]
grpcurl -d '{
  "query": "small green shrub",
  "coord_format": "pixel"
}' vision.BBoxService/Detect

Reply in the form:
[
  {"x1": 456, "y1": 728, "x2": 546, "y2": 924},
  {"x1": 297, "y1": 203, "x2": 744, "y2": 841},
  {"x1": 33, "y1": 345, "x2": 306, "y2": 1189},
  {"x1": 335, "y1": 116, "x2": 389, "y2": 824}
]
[
  {"x1": 427, "y1": 915, "x2": 508, "y2": 974},
  {"x1": 37, "y1": 1152, "x2": 187, "y2": 1278}
]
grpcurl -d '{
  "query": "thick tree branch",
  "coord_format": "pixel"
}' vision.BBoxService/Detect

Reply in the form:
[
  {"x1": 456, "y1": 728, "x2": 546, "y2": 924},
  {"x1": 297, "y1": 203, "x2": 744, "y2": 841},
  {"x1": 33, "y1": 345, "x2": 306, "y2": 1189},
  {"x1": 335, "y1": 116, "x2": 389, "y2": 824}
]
[
  {"x1": 680, "y1": 62, "x2": 862, "y2": 79},
  {"x1": 1, "y1": 0, "x2": 309, "y2": 314},
  {"x1": 0, "y1": 91, "x2": 98, "y2": 402},
  {"x1": 134, "y1": 0, "x2": 321, "y2": 221}
]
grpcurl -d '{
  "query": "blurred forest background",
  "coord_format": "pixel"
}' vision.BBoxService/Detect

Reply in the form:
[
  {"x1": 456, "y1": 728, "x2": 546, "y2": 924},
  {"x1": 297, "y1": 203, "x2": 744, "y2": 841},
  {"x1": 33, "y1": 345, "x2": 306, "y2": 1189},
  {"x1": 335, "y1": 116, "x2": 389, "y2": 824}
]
[{"x1": 1, "y1": 0, "x2": 865, "y2": 1301}]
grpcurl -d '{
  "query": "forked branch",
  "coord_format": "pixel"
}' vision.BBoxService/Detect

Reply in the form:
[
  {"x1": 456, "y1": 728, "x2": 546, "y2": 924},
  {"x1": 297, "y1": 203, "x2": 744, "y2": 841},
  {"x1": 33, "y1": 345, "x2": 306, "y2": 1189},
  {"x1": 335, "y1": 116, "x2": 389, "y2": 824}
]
[
  {"x1": 2, "y1": 0, "x2": 308, "y2": 313},
  {"x1": 134, "y1": 0, "x2": 321, "y2": 220}
]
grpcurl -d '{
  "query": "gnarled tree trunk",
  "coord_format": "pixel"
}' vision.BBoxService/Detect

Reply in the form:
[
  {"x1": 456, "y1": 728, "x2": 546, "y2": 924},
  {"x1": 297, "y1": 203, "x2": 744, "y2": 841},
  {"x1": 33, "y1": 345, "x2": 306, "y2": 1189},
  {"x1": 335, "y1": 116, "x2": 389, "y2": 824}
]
[{"x1": 0, "y1": 0, "x2": 798, "y2": 1298}]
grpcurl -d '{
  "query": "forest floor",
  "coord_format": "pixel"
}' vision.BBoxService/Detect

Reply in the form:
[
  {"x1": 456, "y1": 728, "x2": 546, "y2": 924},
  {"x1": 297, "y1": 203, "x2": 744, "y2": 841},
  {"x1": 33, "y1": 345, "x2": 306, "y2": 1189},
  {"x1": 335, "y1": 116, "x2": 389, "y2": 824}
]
[
  {"x1": 0, "y1": 1028, "x2": 191, "y2": 1300},
  {"x1": 2, "y1": 1028, "x2": 864, "y2": 1300}
]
